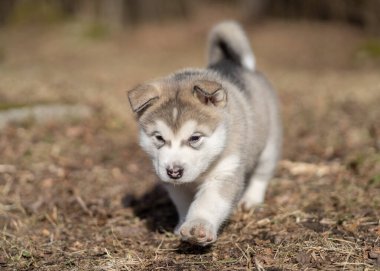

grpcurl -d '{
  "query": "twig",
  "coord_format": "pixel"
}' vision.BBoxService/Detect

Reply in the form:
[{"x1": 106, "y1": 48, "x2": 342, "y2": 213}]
[
  {"x1": 254, "y1": 258, "x2": 266, "y2": 271},
  {"x1": 75, "y1": 195, "x2": 92, "y2": 216}
]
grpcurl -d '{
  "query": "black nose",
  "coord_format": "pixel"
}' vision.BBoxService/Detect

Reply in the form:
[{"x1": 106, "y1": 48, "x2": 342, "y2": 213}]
[{"x1": 166, "y1": 166, "x2": 184, "y2": 179}]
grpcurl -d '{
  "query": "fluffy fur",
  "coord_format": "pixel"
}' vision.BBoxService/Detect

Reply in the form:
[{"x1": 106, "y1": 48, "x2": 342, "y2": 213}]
[{"x1": 127, "y1": 21, "x2": 282, "y2": 246}]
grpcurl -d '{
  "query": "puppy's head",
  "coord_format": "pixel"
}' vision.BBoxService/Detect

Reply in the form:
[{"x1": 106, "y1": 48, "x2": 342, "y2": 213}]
[{"x1": 128, "y1": 74, "x2": 228, "y2": 184}]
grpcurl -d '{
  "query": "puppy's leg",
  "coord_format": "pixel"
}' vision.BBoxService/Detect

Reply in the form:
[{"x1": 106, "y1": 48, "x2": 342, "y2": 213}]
[
  {"x1": 164, "y1": 185, "x2": 193, "y2": 234},
  {"x1": 178, "y1": 182, "x2": 237, "y2": 246},
  {"x1": 239, "y1": 141, "x2": 280, "y2": 209},
  {"x1": 179, "y1": 155, "x2": 242, "y2": 246}
]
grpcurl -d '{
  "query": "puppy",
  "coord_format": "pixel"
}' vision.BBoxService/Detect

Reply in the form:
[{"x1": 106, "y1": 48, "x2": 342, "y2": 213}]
[{"x1": 127, "y1": 21, "x2": 282, "y2": 246}]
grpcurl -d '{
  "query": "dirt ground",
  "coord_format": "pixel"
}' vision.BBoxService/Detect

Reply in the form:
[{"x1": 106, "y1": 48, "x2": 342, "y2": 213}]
[{"x1": 1, "y1": 6, "x2": 380, "y2": 271}]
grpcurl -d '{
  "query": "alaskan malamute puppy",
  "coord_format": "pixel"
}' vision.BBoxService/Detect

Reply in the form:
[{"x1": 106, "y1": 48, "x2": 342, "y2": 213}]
[{"x1": 127, "y1": 21, "x2": 282, "y2": 246}]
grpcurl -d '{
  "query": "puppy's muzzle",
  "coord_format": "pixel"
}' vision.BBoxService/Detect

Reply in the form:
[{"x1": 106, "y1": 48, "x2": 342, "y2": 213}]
[{"x1": 166, "y1": 165, "x2": 184, "y2": 179}]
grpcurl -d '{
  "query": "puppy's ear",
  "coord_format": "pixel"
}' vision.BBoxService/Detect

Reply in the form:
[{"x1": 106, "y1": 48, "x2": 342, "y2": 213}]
[
  {"x1": 193, "y1": 80, "x2": 227, "y2": 108},
  {"x1": 127, "y1": 84, "x2": 159, "y2": 115}
]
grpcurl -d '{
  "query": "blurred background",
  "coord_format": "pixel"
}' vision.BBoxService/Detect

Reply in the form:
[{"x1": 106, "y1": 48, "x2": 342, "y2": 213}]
[
  {"x1": 1, "y1": 0, "x2": 380, "y2": 32},
  {"x1": 1, "y1": 0, "x2": 380, "y2": 158},
  {"x1": 1, "y1": 1, "x2": 380, "y2": 270}
]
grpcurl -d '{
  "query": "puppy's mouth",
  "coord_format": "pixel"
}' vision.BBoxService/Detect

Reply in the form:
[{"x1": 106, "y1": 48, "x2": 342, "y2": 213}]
[
  {"x1": 164, "y1": 178, "x2": 186, "y2": 185},
  {"x1": 161, "y1": 175, "x2": 193, "y2": 185}
]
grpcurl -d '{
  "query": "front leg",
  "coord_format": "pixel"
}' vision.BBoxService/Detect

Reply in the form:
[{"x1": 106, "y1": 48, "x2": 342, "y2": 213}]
[
  {"x1": 164, "y1": 184, "x2": 194, "y2": 233},
  {"x1": 179, "y1": 181, "x2": 240, "y2": 246},
  {"x1": 179, "y1": 156, "x2": 243, "y2": 246}
]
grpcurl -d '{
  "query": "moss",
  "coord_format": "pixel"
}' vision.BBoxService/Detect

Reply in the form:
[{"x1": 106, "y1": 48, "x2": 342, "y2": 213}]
[
  {"x1": 0, "y1": 103, "x2": 28, "y2": 111},
  {"x1": 83, "y1": 23, "x2": 109, "y2": 40},
  {"x1": 357, "y1": 39, "x2": 380, "y2": 59},
  {"x1": 0, "y1": 101, "x2": 67, "y2": 111}
]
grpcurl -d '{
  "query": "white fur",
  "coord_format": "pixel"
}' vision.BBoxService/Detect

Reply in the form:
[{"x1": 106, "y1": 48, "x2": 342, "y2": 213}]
[
  {"x1": 240, "y1": 139, "x2": 278, "y2": 208},
  {"x1": 182, "y1": 155, "x2": 240, "y2": 234},
  {"x1": 208, "y1": 21, "x2": 256, "y2": 71},
  {"x1": 164, "y1": 184, "x2": 194, "y2": 232},
  {"x1": 141, "y1": 119, "x2": 238, "y2": 243},
  {"x1": 242, "y1": 55, "x2": 256, "y2": 71},
  {"x1": 156, "y1": 120, "x2": 175, "y2": 139},
  {"x1": 209, "y1": 154, "x2": 240, "y2": 180},
  {"x1": 132, "y1": 21, "x2": 282, "y2": 246},
  {"x1": 139, "y1": 129, "x2": 155, "y2": 157},
  {"x1": 186, "y1": 184, "x2": 230, "y2": 229},
  {"x1": 140, "y1": 120, "x2": 227, "y2": 184},
  {"x1": 240, "y1": 177, "x2": 267, "y2": 206},
  {"x1": 172, "y1": 107, "x2": 178, "y2": 122}
]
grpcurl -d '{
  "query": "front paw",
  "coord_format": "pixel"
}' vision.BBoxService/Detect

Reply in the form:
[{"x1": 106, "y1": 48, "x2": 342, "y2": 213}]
[{"x1": 179, "y1": 219, "x2": 217, "y2": 246}]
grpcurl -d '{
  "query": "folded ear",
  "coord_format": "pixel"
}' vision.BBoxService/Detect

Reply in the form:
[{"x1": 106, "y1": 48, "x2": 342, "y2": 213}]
[
  {"x1": 127, "y1": 84, "x2": 159, "y2": 115},
  {"x1": 193, "y1": 80, "x2": 227, "y2": 108}
]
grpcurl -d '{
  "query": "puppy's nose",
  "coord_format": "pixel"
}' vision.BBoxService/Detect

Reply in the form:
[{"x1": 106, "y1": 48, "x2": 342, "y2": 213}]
[{"x1": 166, "y1": 165, "x2": 184, "y2": 179}]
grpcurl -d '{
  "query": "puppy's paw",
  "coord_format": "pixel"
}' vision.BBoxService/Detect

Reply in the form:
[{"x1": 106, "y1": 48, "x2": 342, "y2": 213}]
[
  {"x1": 238, "y1": 196, "x2": 263, "y2": 212},
  {"x1": 179, "y1": 219, "x2": 216, "y2": 246}
]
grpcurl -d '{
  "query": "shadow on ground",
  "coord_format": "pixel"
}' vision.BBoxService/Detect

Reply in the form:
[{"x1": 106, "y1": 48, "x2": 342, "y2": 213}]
[
  {"x1": 123, "y1": 184, "x2": 230, "y2": 255},
  {"x1": 122, "y1": 185, "x2": 177, "y2": 233}
]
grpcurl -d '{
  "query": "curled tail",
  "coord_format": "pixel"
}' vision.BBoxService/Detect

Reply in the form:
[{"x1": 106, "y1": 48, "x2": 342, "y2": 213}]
[{"x1": 208, "y1": 21, "x2": 255, "y2": 71}]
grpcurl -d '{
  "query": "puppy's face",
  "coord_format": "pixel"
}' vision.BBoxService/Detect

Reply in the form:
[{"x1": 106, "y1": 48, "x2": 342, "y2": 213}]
[
  {"x1": 128, "y1": 77, "x2": 228, "y2": 184},
  {"x1": 139, "y1": 118, "x2": 226, "y2": 184}
]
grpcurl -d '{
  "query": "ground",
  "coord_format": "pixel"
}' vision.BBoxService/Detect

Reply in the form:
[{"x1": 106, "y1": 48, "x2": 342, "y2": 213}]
[{"x1": 0, "y1": 7, "x2": 380, "y2": 271}]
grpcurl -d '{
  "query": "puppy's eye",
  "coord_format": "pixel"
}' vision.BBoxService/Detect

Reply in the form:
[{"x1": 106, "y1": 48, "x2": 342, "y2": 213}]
[
  {"x1": 188, "y1": 133, "x2": 203, "y2": 148},
  {"x1": 153, "y1": 133, "x2": 165, "y2": 147},
  {"x1": 155, "y1": 135, "x2": 165, "y2": 142},
  {"x1": 189, "y1": 135, "x2": 201, "y2": 142}
]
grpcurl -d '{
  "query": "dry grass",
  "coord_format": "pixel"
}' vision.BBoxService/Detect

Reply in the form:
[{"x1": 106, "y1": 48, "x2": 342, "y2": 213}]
[{"x1": 0, "y1": 6, "x2": 380, "y2": 271}]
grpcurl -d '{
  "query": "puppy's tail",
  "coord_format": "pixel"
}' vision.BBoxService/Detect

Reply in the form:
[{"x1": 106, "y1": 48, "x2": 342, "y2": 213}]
[{"x1": 208, "y1": 21, "x2": 255, "y2": 71}]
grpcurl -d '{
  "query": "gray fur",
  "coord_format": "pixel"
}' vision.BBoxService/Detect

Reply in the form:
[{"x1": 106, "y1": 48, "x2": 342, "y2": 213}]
[
  {"x1": 127, "y1": 21, "x2": 282, "y2": 246},
  {"x1": 208, "y1": 21, "x2": 256, "y2": 70}
]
